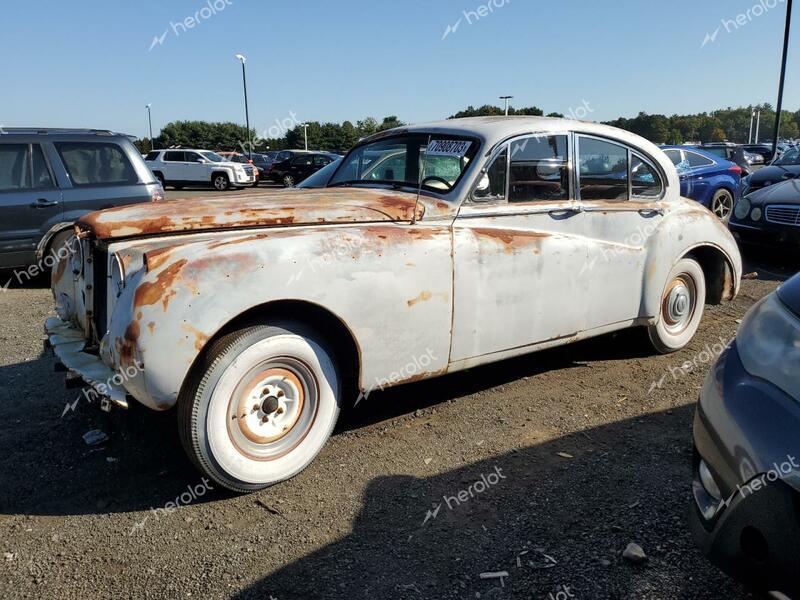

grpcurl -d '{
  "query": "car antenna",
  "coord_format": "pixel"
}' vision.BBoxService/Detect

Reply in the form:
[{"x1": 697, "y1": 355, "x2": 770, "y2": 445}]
[{"x1": 413, "y1": 135, "x2": 432, "y2": 225}]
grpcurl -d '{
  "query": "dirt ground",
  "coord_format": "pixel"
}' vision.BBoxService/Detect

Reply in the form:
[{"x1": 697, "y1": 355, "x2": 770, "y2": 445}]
[{"x1": 0, "y1": 244, "x2": 795, "y2": 600}]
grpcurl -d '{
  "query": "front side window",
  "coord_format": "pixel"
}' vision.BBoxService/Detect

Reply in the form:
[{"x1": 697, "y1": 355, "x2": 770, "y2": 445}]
[
  {"x1": 186, "y1": 152, "x2": 205, "y2": 163},
  {"x1": 200, "y1": 151, "x2": 225, "y2": 163},
  {"x1": 293, "y1": 155, "x2": 313, "y2": 167},
  {"x1": 330, "y1": 134, "x2": 478, "y2": 193},
  {"x1": 144, "y1": 151, "x2": 159, "y2": 161},
  {"x1": 578, "y1": 136, "x2": 628, "y2": 201},
  {"x1": 55, "y1": 142, "x2": 138, "y2": 187},
  {"x1": 31, "y1": 145, "x2": 54, "y2": 189},
  {"x1": 509, "y1": 135, "x2": 569, "y2": 202},
  {"x1": 472, "y1": 148, "x2": 507, "y2": 202}
]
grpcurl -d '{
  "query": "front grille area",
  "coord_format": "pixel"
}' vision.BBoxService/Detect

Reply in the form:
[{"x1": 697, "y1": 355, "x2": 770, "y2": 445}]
[
  {"x1": 243, "y1": 165, "x2": 254, "y2": 176},
  {"x1": 765, "y1": 204, "x2": 800, "y2": 227},
  {"x1": 92, "y1": 244, "x2": 108, "y2": 342}
]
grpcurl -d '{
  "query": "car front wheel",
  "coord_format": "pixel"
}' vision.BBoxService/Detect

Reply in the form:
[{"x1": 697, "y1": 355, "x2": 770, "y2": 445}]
[
  {"x1": 647, "y1": 257, "x2": 706, "y2": 354},
  {"x1": 282, "y1": 174, "x2": 295, "y2": 187},
  {"x1": 212, "y1": 173, "x2": 231, "y2": 191},
  {"x1": 178, "y1": 323, "x2": 341, "y2": 493}
]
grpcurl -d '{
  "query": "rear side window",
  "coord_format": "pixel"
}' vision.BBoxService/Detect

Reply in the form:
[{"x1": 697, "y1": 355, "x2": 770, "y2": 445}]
[
  {"x1": 0, "y1": 144, "x2": 55, "y2": 191},
  {"x1": 508, "y1": 135, "x2": 569, "y2": 202},
  {"x1": 578, "y1": 136, "x2": 628, "y2": 201},
  {"x1": 163, "y1": 151, "x2": 185, "y2": 162},
  {"x1": 685, "y1": 151, "x2": 714, "y2": 167},
  {"x1": 54, "y1": 142, "x2": 138, "y2": 187},
  {"x1": 293, "y1": 155, "x2": 313, "y2": 167},
  {"x1": 0, "y1": 144, "x2": 30, "y2": 191}
]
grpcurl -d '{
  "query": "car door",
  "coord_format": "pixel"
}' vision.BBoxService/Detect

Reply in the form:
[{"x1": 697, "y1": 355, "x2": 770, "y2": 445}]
[
  {"x1": 290, "y1": 155, "x2": 314, "y2": 181},
  {"x1": 183, "y1": 151, "x2": 209, "y2": 183},
  {"x1": 53, "y1": 140, "x2": 148, "y2": 215},
  {"x1": 450, "y1": 133, "x2": 589, "y2": 362},
  {"x1": 575, "y1": 134, "x2": 665, "y2": 329},
  {"x1": 161, "y1": 151, "x2": 187, "y2": 182},
  {"x1": 0, "y1": 142, "x2": 62, "y2": 268}
]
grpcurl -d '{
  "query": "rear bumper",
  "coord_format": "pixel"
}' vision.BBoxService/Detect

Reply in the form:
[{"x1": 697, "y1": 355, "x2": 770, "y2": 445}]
[{"x1": 44, "y1": 316, "x2": 129, "y2": 409}]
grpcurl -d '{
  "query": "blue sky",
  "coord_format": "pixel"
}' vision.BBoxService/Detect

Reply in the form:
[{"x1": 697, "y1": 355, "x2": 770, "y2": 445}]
[{"x1": 1, "y1": 0, "x2": 796, "y2": 138}]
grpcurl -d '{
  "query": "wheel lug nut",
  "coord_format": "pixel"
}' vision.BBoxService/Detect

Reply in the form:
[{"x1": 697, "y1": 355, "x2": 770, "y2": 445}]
[
  {"x1": 277, "y1": 390, "x2": 285, "y2": 397},
  {"x1": 276, "y1": 407, "x2": 284, "y2": 415},
  {"x1": 252, "y1": 404, "x2": 260, "y2": 412},
  {"x1": 261, "y1": 416, "x2": 269, "y2": 424}
]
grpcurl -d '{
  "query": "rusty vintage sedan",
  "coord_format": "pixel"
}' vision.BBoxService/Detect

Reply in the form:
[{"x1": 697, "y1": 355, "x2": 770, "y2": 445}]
[{"x1": 46, "y1": 117, "x2": 742, "y2": 492}]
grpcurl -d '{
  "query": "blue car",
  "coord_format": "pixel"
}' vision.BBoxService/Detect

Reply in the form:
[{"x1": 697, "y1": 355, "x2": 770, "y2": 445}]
[{"x1": 660, "y1": 146, "x2": 742, "y2": 222}]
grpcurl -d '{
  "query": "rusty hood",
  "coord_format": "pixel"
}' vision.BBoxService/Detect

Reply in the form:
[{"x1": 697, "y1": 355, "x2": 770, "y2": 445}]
[{"x1": 76, "y1": 188, "x2": 426, "y2": 240}]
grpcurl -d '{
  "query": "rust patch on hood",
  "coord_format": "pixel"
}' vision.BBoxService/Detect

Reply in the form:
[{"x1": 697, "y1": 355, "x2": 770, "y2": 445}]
[{"x1": 76, "y1": 188, "x2": 426, "y2": 241}]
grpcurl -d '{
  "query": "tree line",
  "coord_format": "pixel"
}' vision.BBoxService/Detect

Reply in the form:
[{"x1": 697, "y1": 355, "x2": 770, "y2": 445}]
[{"x1": 134, "y1": 104, "x2": 800, "y2": 155}]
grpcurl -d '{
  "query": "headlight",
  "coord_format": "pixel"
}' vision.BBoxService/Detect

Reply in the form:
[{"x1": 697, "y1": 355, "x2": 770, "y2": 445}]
[
  {"x1": 70, "y1": 238, "x2": 84, "y2": 276},
  {"x1": 110, "y1": 253, "x2": 125, "y2": 297},
  {"x1": 750, "y1": 207, "x2": 762, "y2": 221},
  {"x1": 736, "y1": 294, "x2": 800, "y2": 399},
  {"x1": 734, "y1": 197, "x2": 751, "y2": 220}
]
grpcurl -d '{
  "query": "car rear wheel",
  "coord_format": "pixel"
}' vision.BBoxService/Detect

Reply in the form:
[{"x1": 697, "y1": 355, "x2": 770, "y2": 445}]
[
  {"x1": 178, "y1": 322, "x2": 341, "y2": 493},
  {"x1": 711, "y1": 189, "x2": 734, "y2": 222},
  {"x1": 647, "y1": 257, "x2": 706, "y2": 354},
  {"x1": 213, "y1": 173, "x2": 231, "y2": 191},
  {"x1": 282, "y1": 174, "x2": 295, "y2": 187}
]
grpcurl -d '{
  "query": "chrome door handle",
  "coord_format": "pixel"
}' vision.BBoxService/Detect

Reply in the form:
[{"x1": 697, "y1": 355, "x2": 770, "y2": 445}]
[
  {"x1": 31, "y1": 198, "x2": 59, "y2": 208},
  {"x1": 548, "y1": 208, "x2": 582, "y2": 218}
]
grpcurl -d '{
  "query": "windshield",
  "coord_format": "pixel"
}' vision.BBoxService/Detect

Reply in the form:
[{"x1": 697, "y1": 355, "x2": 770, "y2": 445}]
[
  {"x1": 775, "y1": 148, "x2": 800, "y2": 166},
  {"x1": 297, "y1": 158, "x2": 342, "y2": 189},
  {"x1": 329, "y1": 134, "x2": 478, "y2": 192},
  {"x1": 201, "y1": 151, "x2": 225, "y2": 163}
]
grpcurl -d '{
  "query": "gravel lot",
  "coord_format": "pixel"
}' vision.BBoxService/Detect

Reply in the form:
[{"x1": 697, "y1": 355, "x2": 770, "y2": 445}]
[{"x1": 0, "y1": 241, "x2": 795, "y2": 600}]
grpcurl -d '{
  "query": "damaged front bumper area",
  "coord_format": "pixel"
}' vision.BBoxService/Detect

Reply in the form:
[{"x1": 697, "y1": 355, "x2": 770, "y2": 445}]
[{"x1": 44, "y1": 316, "x2": 129, "y2": 410}]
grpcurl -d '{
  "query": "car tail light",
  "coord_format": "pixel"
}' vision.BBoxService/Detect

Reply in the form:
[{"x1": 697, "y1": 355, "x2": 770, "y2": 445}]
[
  {"x1": 151, "y1": 183, "x2": 165, "y2": 202},
  {"x1": 728, "y1": 164, "x2": 743, "y2": 175}
]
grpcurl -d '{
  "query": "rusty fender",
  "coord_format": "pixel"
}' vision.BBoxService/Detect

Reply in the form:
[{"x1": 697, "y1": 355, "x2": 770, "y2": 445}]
[
  {"x1": 105, "y1": 224, "x2": 454, "y2": 410},
  {"x1": 640, "y1": 198, "x2": 742, "y2": 319}
]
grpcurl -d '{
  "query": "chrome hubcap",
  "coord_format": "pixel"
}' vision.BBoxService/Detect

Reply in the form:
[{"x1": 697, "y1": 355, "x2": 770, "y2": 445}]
[
  {"x1": 662, "y1": 276, "x2": 696, "y2": 334},
  {"x1": 713, "y1": 193, "x2": 732, "y2": 220}
]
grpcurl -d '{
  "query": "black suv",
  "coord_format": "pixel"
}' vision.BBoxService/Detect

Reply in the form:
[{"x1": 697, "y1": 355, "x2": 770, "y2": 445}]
[
  {"x1": 0, "y1": 128, "x2": 163, "y2": 270},
  {"x1": 267, "y1": 152, "x2": 339, "y2": 187}
]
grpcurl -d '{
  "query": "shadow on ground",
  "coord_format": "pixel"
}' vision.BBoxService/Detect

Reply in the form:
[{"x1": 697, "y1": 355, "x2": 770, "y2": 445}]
[{"x1": 231, "y1": 406, "x2": 747, "y2": 600}]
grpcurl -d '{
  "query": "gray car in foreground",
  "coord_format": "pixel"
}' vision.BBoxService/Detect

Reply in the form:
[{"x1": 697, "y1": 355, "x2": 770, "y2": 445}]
[
  {"x1": 0, "y1": 128, "x2": 163, "y2": 270},
  {"x1": 691, "y1": 272, "x2": 800, "y2": 597}
]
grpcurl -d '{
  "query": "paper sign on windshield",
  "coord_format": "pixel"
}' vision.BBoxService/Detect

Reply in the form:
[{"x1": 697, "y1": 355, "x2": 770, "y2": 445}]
[{"x1": 426, "y1": 140, "x2": 472, "y2": 157}]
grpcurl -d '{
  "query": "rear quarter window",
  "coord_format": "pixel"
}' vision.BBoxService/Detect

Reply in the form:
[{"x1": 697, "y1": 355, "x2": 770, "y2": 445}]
[{"x1": 54, "y1": 142, "x2": 138, "y2": 187}]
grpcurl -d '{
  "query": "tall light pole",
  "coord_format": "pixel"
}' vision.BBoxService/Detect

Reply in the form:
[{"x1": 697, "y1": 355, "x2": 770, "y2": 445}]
[
  {"x1": 301, "y1": 123, "x2": 309, "y2": 150},
  {"x1": 748, "y1": 108, "x2": 755, "y2": 144},
  {"x1": 772, "y1": 0, "x2": 793, "y2": 153},
  {"x1": 499, "y1": 95, "x2": 513, "y2": 116},
  {"x1": 145, "y1": 103, "x2": 154, "y2": 151},
  {"x1": 755, "y1": 110, "x2": 761, "y2": 143},
  {"x1": 235, "y1": 53, "x2": 252, "y2": 158}
]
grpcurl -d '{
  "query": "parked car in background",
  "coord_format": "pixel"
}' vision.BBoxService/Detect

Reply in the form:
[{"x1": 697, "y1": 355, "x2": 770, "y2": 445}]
[
  {"x1": 217, "y1": 151, "x2": 259, "y2": 187},
  {"x1": 295, "y1": 157, "x2": 342, "y2": 189},
  {"x1": 702, "y1": 143, "x2": 752, "y2": 175},
  {"x1": 45, "y1": 116, "x2": 741, "y2": 492},
  {"x1": 269, "y1": 152, "x2": 338, "y2": 187},
  {"x1": 145, "y1": 149, "x2": 256, "y2": 191},
  {"x1": 742, "y1": 144, "x2": 775, "y2": 163},
  {"x1": 250, "y1": 153, "x2": 273, "y2": 183},
  {"x1": 730, "y1": 179, "x2": 800, "y2": 246},
  {"x1": 743, "y1": 150, "x2": 764, "y2": 167},
  {"x1": 741, "y1": 147, "x2": 800, "y2": 196},
  {"x1": 661, "y1": 145, "x2": 742, "y2": 221},
  {"x1": 0, "y1": 128, "x2": 163, "y2": 270},
  {"x1": 690, "y1": 272, "x2": 800, "y2": 598}
]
